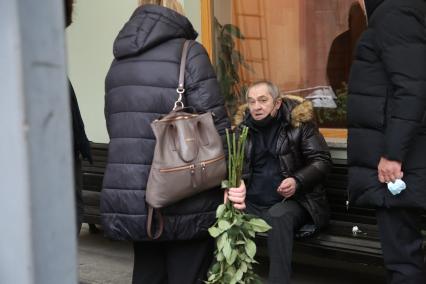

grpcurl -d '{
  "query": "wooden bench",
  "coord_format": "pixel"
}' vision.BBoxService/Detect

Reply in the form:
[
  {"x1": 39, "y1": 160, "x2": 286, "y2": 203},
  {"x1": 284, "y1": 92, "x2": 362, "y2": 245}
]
[
  {"x1": 81, "y1": 143, "x2": 425, "y2": 266},
  {"x1": 294, "y1": 158, "x2": 384, "y2": 265},
  {"x1": 81, "y1": 143, "x2": 107, "y2": 232}
]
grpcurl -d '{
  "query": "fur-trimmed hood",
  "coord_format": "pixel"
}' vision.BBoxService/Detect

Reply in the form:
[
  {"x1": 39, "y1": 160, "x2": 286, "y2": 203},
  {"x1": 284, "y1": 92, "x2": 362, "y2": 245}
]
[{"x1": 234, "y1": 95, "x2": 314, "y2": 128}]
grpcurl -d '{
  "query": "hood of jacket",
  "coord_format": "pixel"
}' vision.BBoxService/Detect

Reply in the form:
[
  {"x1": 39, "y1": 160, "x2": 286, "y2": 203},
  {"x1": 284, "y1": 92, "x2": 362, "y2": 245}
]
[
  {"x1": 234, "y1": 95, "x2": 314, "y2": 128},
  {"x1": 113, "y1": 5, "x2": 198, "y2": 59}
]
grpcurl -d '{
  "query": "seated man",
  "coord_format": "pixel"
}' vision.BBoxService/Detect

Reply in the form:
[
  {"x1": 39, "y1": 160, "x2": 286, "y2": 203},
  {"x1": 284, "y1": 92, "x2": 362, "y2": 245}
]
[{"x1": 235, "y1": 80, "x2": 332, "y2": 283}]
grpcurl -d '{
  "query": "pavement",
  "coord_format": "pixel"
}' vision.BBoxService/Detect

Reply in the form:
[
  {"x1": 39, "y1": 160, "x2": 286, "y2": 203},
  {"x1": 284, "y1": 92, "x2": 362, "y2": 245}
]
[{"x1": 78, "y1": 224, "x2": 386, "y2": 284}]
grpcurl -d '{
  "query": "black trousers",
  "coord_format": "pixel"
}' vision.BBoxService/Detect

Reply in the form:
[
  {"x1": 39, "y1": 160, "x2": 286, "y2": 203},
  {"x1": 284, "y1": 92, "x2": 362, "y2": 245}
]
[
  {"x1": 74, "y1": 157, "x2": 84, "y2": 235},
  {"x1": 246, "y1": 199, "x2": 310, "y2": 284},
  {"x1": 132, "y1": 238, "x2": 214, "y2": 284},
  {"x1": 376, "y1": 208, "x2": 426, "y2": 284}
]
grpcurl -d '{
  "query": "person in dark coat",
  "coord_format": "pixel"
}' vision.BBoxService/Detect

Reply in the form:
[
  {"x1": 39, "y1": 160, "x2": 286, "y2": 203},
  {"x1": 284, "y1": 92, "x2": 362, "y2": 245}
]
[
  {"x1": 347, "y1": 0, "x2": 426, "y2": 283},
  {"x1": 100, "y1": 2, "x2": 244, "y2": 283},
  {"x1": 234, "y1": 81, "x2": 332, "y2": 283},
  {"x1": 64, "y1": 0, "x2": 92, "y2": 235}
]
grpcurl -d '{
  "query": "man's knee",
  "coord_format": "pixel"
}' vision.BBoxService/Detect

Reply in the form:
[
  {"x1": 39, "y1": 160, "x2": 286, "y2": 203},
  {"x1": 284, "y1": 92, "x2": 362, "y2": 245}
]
[
  {"x1": 267, "y1": 202, "x2": 294, "y2": 218},
  {"x1": 265, "y1": 210, "x2": 295, "y2": 232},
  {"x1": 266, "y1": 201, "x2": 311, "y2": 233}
]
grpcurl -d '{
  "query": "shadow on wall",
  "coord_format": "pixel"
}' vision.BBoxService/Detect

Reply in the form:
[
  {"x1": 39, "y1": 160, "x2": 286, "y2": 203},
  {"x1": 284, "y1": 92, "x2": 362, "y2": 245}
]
[
  {"x1": 326, "y1": 1, "x2": 366, "y2": 92},
  {"x1": 316, "y1": 1, "x2": 367, "y2": 128}
]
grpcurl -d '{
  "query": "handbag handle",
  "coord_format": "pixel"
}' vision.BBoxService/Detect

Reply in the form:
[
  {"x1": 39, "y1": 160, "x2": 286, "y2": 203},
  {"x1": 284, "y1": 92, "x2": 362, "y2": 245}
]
[
  {"x1": 173, "y1": 40, "x2": 193, "y2": 110},
  {"x1": 146, "y1": 206, "x2": 164, "y2": 240},
  {"x1": 169, "y1": 122, "x2": 199, "y2": 163}
]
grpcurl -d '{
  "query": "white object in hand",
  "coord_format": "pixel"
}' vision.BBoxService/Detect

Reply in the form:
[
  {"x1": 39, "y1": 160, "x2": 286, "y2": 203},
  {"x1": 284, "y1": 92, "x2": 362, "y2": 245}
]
[{"x1": 387, "y1": 179, "x2": 406, "y2": 196}]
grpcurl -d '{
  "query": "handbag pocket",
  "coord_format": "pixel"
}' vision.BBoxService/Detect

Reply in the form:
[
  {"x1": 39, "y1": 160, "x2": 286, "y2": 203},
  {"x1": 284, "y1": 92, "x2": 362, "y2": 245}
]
[
  {"x1": 147, "y1": 155, "x2": 226, "y2": 208},
  {"x1": 159, "y1": 154, "x2": 226, "y2": 190}
]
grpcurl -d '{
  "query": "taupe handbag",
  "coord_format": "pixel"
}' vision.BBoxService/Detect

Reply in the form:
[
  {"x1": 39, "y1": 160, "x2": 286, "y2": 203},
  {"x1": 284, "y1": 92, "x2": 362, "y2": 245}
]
[{"x1": 146, "y1": 40, "x2": 226, "y2": 239}]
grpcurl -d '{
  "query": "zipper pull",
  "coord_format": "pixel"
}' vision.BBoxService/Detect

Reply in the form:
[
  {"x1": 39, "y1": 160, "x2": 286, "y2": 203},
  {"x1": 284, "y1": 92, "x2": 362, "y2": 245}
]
[
  {"x1": 189, "y1": 164, "x2": 197, "y2": 188},
  {"x1": 346, "y1": 200, "x2": 349, "y2": 211},
  {"x1": 201, "y1": 162, "x2": 206, "y2": 184}
]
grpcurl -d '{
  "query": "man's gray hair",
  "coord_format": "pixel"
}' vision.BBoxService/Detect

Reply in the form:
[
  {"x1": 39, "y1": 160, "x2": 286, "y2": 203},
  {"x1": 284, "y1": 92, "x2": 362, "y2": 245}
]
[{"x1": 245, "y1": 80, "x2": 281, "y2": 101}]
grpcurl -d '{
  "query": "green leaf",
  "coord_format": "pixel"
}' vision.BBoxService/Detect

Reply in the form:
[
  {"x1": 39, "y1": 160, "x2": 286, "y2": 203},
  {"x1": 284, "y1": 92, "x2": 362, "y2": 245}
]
[
  {"x1": 224, "y1": 271, "x2": 234, "y2": 283},
  {"x1": 223, "y1": 24, "x2": 245, "y2": 39},
  {"x1": 207, "y1": 272, "x2": 216, "y2": 281},
  {"x1": 224, "y1": 210, "x2": 233, "y2": 219},
  {"x1": 234, "y1": 268, "x2": 244, "y2": 282},
  {"x1": 223, "y1": 241, "x2": 232, "y2": 260},
  {"x1": 241, "y1": 253, "x2": 251, "y2": 263},
  {"x1": 221, "y1": 34, "x2": 235, "y2": 48},
  {"x1": 218, "y1": 220, "x2": 232, "y2": 231},
  {"x1": 226, "y1": 249, "x2": 238, "y2": 265},
  {"x1": 245, "y1": 239, "x2": 256, "y2": 259},
  {"x1": 216, "y1": 204, "x2": 226, "y2": 218},
  {"x1": 227, "y1": 226, "x2": 240, "y2": 239},
  {"x1": 248, "y1": 218, "x2": 272, "y2": 233},
  {"x1": 248, "y1": 230, "x2": 256, "y2": 238},
  {"x1": 221, "y1": 180, "x2": 229, "y2": 189},
  {"x1": 211, "y1": 262, "x2": 221, "y2": 274},
  {"x1": 217, "y1": 251, "x2": 224, "y2": 262},
  {"x1": 208, "y1": 226, "x2": 222, "y2": 238},
  {"x1": 217, "y1": 232, "x2": 228, "y2": 251}
]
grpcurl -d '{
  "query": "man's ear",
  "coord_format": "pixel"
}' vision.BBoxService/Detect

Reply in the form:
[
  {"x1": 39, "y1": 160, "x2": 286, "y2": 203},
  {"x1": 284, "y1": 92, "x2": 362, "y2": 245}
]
[
  {"x1": 275, "y1": 98, "x2": 282, "y2": 110},
  {"x1": 271, "y1": 98, "x2": 282, "y2": 117}
]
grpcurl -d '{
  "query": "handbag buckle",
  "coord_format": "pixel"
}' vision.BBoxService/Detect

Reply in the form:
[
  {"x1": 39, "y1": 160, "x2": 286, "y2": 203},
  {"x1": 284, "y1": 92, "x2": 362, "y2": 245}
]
[{"x1": 173, "y1": 88, "x2": 185, "y2": 110}]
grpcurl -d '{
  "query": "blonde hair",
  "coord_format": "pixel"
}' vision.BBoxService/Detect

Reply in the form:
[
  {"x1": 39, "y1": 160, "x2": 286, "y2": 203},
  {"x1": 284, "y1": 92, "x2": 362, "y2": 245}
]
[{"x1": 139, "y1": 0, "x2": 184, "y2": 15}]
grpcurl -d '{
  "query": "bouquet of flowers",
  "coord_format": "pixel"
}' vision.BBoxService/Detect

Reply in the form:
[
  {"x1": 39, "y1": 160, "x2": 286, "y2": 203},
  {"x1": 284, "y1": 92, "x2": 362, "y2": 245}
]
[{"x1": 206, "y1": 127, "x2": 271, "y2": 284}]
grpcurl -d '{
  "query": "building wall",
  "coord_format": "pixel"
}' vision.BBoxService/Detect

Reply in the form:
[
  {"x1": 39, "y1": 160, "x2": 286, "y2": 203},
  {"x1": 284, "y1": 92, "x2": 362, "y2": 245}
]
[
  {"x1": 183, "y1": 0, "x2": 201, "y2": 39},
  {"x1": 66, "y1": 0, "x2": 137, "y2": 143},
  {"x1": 66, "y1": 0, "x2": 199, "y2": 143}
]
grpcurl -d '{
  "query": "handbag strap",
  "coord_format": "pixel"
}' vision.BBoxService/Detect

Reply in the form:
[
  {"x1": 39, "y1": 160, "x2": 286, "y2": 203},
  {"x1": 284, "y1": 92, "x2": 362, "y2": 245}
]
[
  {"x1": 173, "y1": 40, "x2": 193, "y2": 110},
  {"x1": 146, "y1": 206, "x2": 164, "y2": 240}
]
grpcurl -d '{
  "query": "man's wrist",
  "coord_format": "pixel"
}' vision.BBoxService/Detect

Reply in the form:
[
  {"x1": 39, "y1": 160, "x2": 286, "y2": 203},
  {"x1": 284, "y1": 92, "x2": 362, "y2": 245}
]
[{"x1": 291, "y1": 176, "x2": 301, "y2": 191}]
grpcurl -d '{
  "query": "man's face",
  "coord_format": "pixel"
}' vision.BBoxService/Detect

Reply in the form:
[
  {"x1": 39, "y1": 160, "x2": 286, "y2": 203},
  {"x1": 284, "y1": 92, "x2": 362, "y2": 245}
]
[{"x1": 247, "y1": 84, "x2": 280, "y2": 120}]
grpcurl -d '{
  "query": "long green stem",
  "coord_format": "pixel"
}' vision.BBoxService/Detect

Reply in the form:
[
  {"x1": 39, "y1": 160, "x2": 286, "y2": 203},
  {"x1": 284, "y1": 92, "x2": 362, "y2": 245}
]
[
  {"x1": 226, "y1": 129, "x2": 232, "y2": 184},
  {"x1": 232, "y1": 133, "x2": 237, "y2": 186}
]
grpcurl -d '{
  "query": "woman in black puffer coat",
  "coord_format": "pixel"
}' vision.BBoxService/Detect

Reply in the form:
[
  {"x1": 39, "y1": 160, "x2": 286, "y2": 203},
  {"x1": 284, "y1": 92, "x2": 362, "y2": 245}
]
[
  {"x1": 101, "y1": 3, "x2": 231, "y2": 284},
  {"x1": 347, "y1": 0, "x2": 426, "y2": 282}
]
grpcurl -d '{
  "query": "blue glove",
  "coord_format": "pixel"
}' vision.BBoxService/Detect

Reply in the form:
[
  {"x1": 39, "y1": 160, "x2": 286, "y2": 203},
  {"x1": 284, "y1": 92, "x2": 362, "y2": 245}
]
[{"x1": 387, "y1": 179, "x2": 406, "y2": 196}]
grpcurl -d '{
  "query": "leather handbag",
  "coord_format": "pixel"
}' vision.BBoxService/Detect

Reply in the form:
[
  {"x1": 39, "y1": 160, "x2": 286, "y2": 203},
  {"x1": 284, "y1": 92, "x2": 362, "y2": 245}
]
[{"x1": 146, "y1": 40, "x2": 226, "y2": 239}]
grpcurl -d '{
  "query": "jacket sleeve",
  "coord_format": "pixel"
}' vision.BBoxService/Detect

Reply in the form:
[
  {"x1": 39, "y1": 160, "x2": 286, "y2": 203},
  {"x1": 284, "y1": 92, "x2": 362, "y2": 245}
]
[
  {"x1": 377, "y1": 7, "x2": 426, "y2": 162},
  {"x1": 184, "y1": 42, "x2": 231, "y2": 137},
  {"x1": 292, "y1": 122, "x2": 332, "y2": 192}
]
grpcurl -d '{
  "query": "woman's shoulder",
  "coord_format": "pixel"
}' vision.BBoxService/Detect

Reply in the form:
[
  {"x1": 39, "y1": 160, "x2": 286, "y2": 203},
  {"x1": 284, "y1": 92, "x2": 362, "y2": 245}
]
[{"x1": 186, "y1": 40, "x2": 209, "y2": 59}]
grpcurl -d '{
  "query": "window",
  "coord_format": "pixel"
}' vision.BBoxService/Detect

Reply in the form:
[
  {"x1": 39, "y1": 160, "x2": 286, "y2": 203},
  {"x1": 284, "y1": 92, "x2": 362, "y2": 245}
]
[{"x1": 206, "y1": 0, "x2": 367, "y2": 137}]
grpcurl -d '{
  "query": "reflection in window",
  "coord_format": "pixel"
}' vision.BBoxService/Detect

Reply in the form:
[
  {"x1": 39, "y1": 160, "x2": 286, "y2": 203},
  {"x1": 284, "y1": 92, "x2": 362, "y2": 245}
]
[{"x1": 213, "y1": 0, "x2": 367, "y2": 128}]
